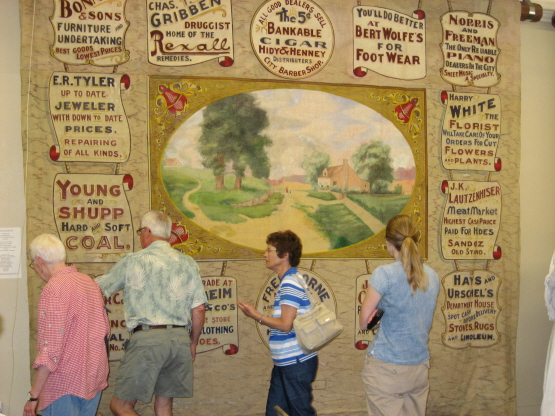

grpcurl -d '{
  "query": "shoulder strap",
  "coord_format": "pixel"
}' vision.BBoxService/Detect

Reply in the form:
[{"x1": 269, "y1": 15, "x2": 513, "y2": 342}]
[{"x1": 294, "y1": 273, "x2": 321, "y2": 306}]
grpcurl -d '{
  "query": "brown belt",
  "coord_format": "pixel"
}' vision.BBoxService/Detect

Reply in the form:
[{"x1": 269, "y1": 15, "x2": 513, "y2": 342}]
[{"x1": 133, "y1": 324, "x2": 186, "y2": 333}]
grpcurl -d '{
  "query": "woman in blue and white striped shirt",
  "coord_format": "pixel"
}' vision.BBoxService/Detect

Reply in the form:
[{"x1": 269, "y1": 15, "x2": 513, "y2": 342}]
[{"x1": 238, "y1": 230, "x2": 318, "y2": 416}]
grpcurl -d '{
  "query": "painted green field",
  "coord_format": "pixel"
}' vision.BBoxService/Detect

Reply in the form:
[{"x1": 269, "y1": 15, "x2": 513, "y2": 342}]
[
  {"x1": 162, "y1": 167, "x2": 411, "y2": 250},
  {"x1": 163, "y1": 167, "x2": 281, "y2": 223},
  {"x1": 294, "y1": 202, "x2": 373, "y2": 250},
  {"x1": 347, "y1": 193, "x2": 410, "y2": 223}
]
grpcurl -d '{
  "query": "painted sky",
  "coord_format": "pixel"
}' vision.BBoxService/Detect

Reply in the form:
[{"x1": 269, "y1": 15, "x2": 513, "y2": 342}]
[{"x1": 164, "y1": 89, "x2": 415, "y2": 180}]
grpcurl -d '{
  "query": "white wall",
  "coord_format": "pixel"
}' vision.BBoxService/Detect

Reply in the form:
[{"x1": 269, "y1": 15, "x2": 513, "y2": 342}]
[
  {"x1": 517, "y1": 20, "x2": 555, "y2": 416},
  {"x1": 0, "y1": 3, "x2": 554, "y2": 416},
  {"x1": 0, "y1": 0, "x2": 30, "y2": 415}
]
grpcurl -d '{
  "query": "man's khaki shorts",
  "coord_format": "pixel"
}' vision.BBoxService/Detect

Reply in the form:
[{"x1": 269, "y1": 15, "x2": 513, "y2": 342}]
[{"x1": 114, "y1": 327, "x2": 192, "y2": 403}]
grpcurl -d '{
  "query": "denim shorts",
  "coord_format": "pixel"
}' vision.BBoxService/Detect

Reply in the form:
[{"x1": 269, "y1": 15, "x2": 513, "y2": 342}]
[{"x1": 41, "y1": 391, "x2": 102, "y2": 416}]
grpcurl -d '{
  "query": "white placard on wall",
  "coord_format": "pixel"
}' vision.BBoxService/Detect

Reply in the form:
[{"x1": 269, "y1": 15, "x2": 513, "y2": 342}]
[{"x1": 0, "y1": 228, "x2": 21, "y2": 279}]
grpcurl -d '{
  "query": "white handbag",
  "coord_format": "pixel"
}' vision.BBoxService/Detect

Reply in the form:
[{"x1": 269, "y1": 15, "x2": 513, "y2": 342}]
[{"x1": 292, "y1": 273, "x2": 343, "y2": 354}]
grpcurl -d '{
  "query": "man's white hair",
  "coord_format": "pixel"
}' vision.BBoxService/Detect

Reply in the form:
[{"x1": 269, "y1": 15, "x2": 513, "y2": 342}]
[{"x1": 141, "y1": 210, "x2": 172, "y2": 239}]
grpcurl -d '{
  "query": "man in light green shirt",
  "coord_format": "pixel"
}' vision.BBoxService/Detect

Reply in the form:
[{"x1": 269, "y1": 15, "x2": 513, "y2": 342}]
[{"x1": 97, "y1": 210, "x2": 207, "y2": 416}]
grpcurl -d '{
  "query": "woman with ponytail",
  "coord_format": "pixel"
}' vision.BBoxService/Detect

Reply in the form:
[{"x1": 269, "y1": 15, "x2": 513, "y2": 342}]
[{"x1": 359, "y1": 215, "x2": 439, "y2": 416}]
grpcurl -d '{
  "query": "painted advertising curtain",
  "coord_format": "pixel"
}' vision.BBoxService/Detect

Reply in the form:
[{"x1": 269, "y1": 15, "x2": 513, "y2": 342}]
[{"x1": 20, "y1": 1, "x2": 521, "y2": 415}]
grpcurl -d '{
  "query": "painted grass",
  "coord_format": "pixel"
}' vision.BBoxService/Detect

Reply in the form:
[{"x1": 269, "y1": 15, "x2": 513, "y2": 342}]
[
  {"x1": 162, "y1": 167, "x2": 199, "y2": 218},
  {"x1": 295, "y1": 202, "x2": 373, "y2": 250},
  {"x1": 347, "y1": 193, "x2": 411, "y2": 223},
  {"x1": 162, "y1": 167, "x2": 280, "y2": 223},
  {"x1": 190, "y1": 188, "x2": 283, "y2": 223},
  {"x1": 307, "y1": 191, "x2": 337, "y2": 201}
]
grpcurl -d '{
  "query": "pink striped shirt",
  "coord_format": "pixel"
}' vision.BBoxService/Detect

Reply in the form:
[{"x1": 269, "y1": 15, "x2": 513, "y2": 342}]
[{"x1": 34, "y1": 266, "x2": 110, "y2": 410}]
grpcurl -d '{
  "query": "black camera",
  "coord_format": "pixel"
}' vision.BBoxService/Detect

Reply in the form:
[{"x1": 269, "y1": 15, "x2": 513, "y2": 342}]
[{"x1": 366, "y1": 309, "x2": 384, "y2": 330}]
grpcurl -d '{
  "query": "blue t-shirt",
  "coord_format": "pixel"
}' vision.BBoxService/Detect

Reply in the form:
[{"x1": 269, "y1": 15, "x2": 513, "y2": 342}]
[
  {"x1": 369, "y1": 259, "x2": 439, "y2": 365},
  {"x1": 269, "y1": 267, "x2": 317, "y2": 366}
]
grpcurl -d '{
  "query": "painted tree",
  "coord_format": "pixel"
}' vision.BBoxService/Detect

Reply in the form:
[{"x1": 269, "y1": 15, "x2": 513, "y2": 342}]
[
  {"x1": 198, "y1": 93, "x2": 272, "y2": 190},
  {"x1": 351, "y1": 141, "x2": 394, "y2": 194},
  {"x1": 302, "y1": 151, "x2": 330, "y2": 188}
]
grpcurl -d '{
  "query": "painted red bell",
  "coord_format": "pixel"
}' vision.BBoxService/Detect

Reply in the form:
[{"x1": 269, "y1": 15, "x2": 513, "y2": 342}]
[
  {"x1": 395, "y1": 98, "x2": 418, "y2": 123},
  {"x1": 494, "y1": 158, "x2": 502, "y2": 172},
  {"x1": 169, "y1": 222, "x2": 188, "y2": 246},
  {"x1": 493, "y1": 246, "x2": 502, "y2": 260},
  {"x1": 159, "y1": 85, "x2": 187, "y2": 114}
]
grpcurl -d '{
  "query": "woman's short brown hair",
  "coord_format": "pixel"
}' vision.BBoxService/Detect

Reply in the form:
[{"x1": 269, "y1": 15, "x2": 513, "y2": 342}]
[{"x1": 266, "y1": 230, "x2": 302, "y2": 267}]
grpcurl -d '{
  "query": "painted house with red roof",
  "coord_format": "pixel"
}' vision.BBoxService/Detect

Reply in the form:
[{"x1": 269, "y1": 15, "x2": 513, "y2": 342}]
[{"x1": 317, "y1": 159, "x2": 370, "y2": 192}]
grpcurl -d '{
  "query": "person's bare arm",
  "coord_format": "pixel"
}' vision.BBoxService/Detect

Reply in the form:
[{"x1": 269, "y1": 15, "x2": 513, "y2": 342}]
[
  {"x1": 359, "y1": 286, "x2": 382, "y2": 331},
  {"x1": 189, "y1": 303, "x2": 206, "y2": 361},
  {"x1": 23, "y1": 366, "x2": 50, "y2": 416},
  {"x1": 238, "y1": 301, "x2": 297, "y2": 333}
]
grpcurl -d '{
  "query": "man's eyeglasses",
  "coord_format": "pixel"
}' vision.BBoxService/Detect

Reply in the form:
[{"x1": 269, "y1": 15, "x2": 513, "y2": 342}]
[
  {"x1": 266, "y1": 248, "x2": 277, "y2": 253},
  {"x1": 136, "y1": 227, "x2": 146, "y2": 235}
]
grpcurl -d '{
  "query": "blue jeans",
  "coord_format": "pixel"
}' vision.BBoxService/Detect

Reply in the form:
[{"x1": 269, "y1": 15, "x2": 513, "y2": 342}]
[
  {"x1": 265, "y1": 356, "x2": 318, "y2": 416},
  {"x1": 41, "y1": 391, "x2": 102, "y2": 416}
]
